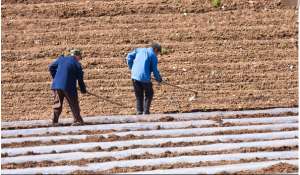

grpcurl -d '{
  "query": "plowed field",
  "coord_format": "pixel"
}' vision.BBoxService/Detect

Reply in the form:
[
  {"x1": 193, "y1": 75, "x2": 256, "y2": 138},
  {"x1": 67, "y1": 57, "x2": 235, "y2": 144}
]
[{"x1": 1, "y1": 0, "x2": 298, "y2": 121}]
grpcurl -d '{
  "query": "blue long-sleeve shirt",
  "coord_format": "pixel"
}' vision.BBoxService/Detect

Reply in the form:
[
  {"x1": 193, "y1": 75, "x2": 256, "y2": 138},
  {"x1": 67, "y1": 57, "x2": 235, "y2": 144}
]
[
  {"x1": 49, "y1": 55, "x2": 86, "y2": 96},
  {"x1": 127, "y1": 47, "x2": 162, "y2": 83}
]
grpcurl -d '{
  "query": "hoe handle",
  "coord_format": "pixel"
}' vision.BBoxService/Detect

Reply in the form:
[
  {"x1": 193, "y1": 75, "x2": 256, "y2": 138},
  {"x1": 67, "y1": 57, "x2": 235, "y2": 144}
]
[
  {"x1": 161, "y1": 81, "x2": 198, "y2": 95},
  {"x1": 86, "y1": 91, "x2": 127, "y2": 107}
]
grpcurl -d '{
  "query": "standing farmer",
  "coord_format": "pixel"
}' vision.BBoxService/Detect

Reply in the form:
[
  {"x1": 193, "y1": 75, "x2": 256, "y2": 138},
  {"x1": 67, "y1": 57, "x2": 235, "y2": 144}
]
[
  {"x1": 49, "y1": 49, "x2": 87, "y2": 126},
  {"x1": 127, "y1": 43, "x2": 163, "y2": 115}
]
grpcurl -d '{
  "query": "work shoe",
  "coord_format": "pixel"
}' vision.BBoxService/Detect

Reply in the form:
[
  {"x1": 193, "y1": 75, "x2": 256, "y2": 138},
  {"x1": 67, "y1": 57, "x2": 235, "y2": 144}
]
[
  {"x1": 143, "y1": 111, "x2": 150, "y2": 115},
  {"x1": 71, "y1": 122, "x2": 85, "y2": 126},
  {"x1": 136, "y1": 111, "x2": 143, "y2": 115}
]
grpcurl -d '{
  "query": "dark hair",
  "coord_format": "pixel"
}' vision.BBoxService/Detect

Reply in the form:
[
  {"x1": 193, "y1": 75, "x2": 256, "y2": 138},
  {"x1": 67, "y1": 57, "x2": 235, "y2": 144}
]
[{"x1": 150, "y1": 42, "x2": 162, "y2": 53}]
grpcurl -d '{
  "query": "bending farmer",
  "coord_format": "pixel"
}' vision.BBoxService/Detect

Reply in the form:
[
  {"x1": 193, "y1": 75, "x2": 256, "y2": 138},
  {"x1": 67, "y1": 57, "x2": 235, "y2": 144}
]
[
  {"x1": 49, "y1": 49, "x2": 87, "y2": 126},
  {"x1": 126, "y1": 43, "x2": 163, "y2": 115}
]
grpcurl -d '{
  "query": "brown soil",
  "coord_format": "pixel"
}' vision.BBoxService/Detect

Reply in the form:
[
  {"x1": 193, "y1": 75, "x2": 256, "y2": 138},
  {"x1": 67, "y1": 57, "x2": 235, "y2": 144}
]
[
  {"x1": 1, "y1": 0, "x2": 298, "y2": 121},
  {"x1": 158, "y1": 116, "x2": 175, "y2": 122},
  {"x1": 1, "y1": 2, "x2": 298, "y2": 172},
  {"x1": 2, "y1": 145, "x2": 297, "y2": 170}
]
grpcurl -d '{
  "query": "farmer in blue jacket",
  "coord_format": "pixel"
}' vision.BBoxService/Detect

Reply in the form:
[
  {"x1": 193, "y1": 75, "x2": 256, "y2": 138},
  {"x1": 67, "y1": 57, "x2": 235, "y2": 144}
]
[
  {"x1": 127, "y1": 43, "x2": 163, "y2": 115},
  {"x1": 49, "y1": 49, "x2": 87, "y2": 126}
]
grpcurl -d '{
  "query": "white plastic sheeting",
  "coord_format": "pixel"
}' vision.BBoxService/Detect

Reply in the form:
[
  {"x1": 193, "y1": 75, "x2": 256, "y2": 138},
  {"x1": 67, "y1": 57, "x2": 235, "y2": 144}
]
[
  {"x1": 2, "y1": 115, "x2": 298, "y2": 138},
  {"x1": 2, "y1": 138, "x2": 297, "y2": 162},
  {"x1": 222, "y1": 116, "x2": 297, "y2": 124},
  {"x1": 2, "y1": 123, "x2": 298, "y2": 144},
  {"x1": 107, "y1": 123, "x2": 298, "y2": 137},
  {"x1": 128, "y1": 160, "x2": 299, "y2": 174},
  {"x1": 2, "y1": 107, "x2": 297, "y2": 128},
  {"x1": 2, "y1": 152, "x2": 297, "y2": 174},
  {"x1": 2, "y1": 120, "x2": 216, "y2": 137},
  {"x1": 2, "y1": 108, "x2": 298, "y2": 174}
]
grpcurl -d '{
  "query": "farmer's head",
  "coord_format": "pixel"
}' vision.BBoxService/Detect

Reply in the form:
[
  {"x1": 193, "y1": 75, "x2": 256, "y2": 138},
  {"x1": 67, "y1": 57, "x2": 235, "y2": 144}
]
[
  {"x1": 70, "y1": 49, "x2": 82, "y2": 61},
  {"x1": 150, "y1": 42, "x2": 162, "y2": 56}
]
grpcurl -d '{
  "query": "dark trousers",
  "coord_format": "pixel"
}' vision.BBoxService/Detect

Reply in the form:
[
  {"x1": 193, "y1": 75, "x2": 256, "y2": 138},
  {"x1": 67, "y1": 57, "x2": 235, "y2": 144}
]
[
  {"x1": 52, "y1": 90, "x2": 83, "y2": 123},
  {"x1": 132, "y1": 79, "x2": 154, "y2": 114}
]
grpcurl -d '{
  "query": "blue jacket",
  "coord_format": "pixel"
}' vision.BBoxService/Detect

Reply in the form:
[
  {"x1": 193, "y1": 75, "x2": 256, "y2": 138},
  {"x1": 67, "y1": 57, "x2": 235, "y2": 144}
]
[
  {"x1": 49, "y1": 55, "x2": 86, "y2": 96},
  {"x1": 127, "y1": 47, "x2": 162, "y2": 83}
]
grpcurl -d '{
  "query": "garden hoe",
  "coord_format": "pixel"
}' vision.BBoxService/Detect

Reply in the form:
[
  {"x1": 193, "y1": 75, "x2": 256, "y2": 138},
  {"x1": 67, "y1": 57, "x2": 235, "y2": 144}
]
[
  {"x1": 161, "y1": 81, "x2": 198, "y2": 102},
  {"x1": 86, "y1": 91, "x2": 128, "y2": 108},
  {"x1": 124, "y1": 57, "x2": 198, "y2": 102}
]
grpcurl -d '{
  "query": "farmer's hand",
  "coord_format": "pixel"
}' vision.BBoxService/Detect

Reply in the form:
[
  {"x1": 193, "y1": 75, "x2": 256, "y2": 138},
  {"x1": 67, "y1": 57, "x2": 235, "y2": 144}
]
[
  {"x1": 162, "y1": 77, "x2": 169, "y2": 82},
  {"x1": 156, "y1": 78, "x2": 163, "y2": 85}
]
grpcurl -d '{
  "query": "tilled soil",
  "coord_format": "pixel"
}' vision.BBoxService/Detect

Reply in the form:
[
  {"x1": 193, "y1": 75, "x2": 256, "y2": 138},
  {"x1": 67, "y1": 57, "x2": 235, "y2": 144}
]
[
  {"x1": 1, "y1": 0, "x2": 298, "y2": 173},
  {"x1": 1, "y1": 0, "x2": 298, "y2": 121}
]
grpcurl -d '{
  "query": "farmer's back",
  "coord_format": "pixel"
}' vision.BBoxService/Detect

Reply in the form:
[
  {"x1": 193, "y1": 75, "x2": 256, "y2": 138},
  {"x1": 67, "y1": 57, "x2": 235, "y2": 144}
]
[
  {"x1": 50, "y1": 55, "x2": 84, "y2": 96},
  {"x1": 129, "y1": 47, "x2": 161, "y2": 82}
]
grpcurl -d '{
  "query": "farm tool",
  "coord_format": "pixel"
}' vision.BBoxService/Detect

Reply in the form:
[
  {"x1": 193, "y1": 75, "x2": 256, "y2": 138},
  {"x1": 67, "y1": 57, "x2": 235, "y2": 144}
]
[
  {"x1": 124, "y1": 55, "x2": 198, "y2": 102},
  {"x1": 160, "y1": 80, "x2": 198, "y2": 102},
  {"x1": 85, "y1": 90, "x2": 128, "y2": 108}
]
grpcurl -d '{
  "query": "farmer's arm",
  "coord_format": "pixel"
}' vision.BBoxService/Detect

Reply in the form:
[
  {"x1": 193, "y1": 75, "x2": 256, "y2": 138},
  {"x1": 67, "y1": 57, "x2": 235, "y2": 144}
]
[
  {"x1": 151, "y1": 55, "x2": 162, "y2": 82},
  {"x1": 76, "y1": 63, "x2": 87, "y2": 94},
  {"x1": 48, "y1": 56, "x2": 61, "y2": 78},
  {"x1": 127, "y1": 49, "x2": 137, "y2": 70}
]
